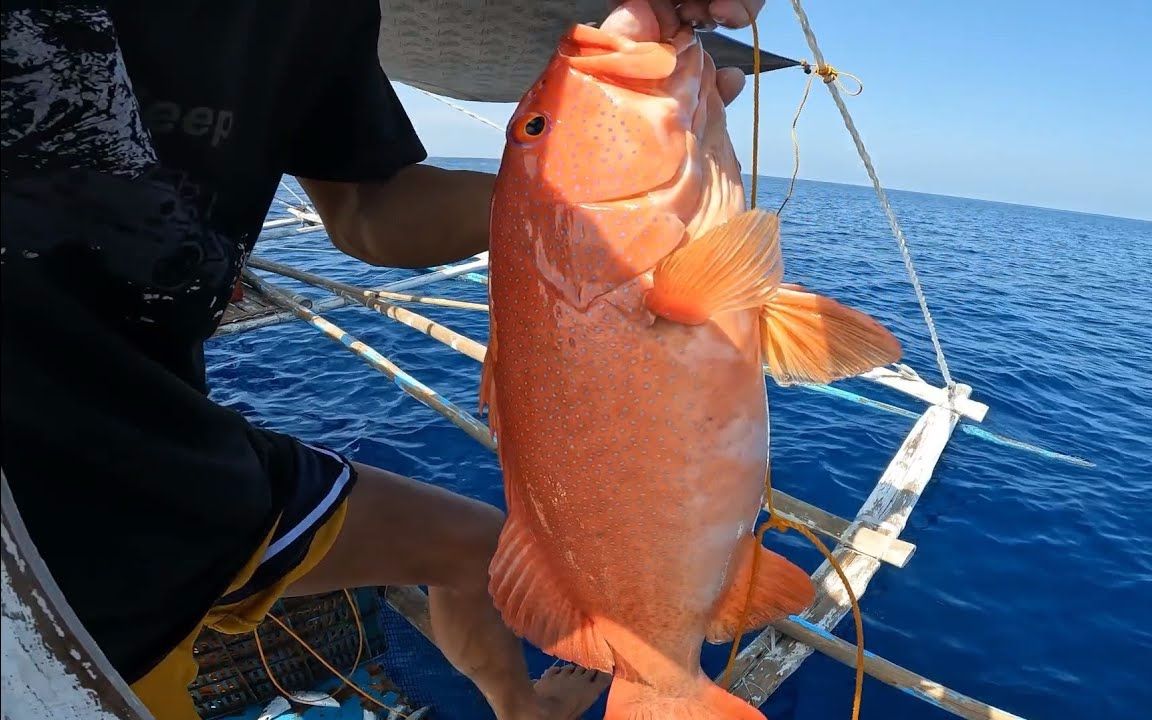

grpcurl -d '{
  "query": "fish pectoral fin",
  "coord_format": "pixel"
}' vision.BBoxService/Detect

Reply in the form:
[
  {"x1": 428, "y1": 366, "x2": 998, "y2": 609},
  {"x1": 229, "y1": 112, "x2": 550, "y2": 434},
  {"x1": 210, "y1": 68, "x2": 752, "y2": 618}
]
[
  {"x1": 759, "y1": 286, "x2": 903, "y2": 386},
  {"x1": 644, "y1": 209, "x2": 782, "y2": 325},
  {"x1": 488, "y1": 512, "x2": 615, "y2": 672},
  {"x1": 705, "y1": 534, "x2": 815, "y2": 644},
  {"x1": 478, "y1": 315, "x2": 500, "y2": 439}
]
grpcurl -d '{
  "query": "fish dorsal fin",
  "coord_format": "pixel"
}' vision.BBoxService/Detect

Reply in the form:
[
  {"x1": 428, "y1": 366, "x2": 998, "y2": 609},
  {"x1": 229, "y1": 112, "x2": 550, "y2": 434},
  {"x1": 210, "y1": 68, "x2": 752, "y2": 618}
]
[{"x1": 644, "y1": 209, "x2": 782, "y2": 325}]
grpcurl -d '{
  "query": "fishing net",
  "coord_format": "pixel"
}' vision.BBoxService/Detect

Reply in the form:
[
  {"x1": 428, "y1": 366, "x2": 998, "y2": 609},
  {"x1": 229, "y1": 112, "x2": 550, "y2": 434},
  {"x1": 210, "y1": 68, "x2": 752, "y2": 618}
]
[
  {"x1": 190, "y1": 587, "x2": 583, "y2": 719},
  {"x1": 373, "y1": 591, "x2": 493, "y2": 718},
  {"x1": 191, "y1": 590, "x2": 385, "y2": 718}
]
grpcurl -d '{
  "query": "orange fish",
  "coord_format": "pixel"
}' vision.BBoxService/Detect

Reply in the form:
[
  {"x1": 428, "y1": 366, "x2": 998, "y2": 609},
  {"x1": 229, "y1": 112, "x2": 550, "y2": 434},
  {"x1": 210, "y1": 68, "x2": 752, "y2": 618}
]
[{"x1": 480, "y1": 2, "x2": 902, "y2": 718}]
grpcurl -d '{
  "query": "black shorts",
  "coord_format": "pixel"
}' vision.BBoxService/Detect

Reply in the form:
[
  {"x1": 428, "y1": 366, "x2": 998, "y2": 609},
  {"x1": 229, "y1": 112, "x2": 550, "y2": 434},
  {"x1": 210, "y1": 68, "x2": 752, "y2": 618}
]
[
  {"x1": 0, "y1": 249, "x2": 358, "y2": 687},
  {"x1": 215, "y1": 436, "x2": 357, "y2": 608}
]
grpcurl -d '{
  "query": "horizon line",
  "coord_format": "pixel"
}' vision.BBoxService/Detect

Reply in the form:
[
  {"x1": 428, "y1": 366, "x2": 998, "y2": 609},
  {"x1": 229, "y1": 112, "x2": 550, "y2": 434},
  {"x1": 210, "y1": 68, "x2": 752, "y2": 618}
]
[{"x1": 424, "y1": 155, "x2": 1151, "y2": 224}]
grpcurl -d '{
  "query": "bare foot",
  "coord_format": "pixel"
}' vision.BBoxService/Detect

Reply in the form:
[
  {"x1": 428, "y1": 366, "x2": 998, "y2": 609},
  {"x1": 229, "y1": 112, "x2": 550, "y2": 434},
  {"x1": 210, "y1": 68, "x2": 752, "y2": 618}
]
[{"x1": 528, "y1": 665, "x2": 611, "y2": 720}]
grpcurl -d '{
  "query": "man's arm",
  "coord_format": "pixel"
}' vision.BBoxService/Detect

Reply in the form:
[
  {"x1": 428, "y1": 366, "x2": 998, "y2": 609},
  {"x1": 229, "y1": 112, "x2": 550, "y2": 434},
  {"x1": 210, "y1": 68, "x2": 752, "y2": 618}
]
[
  {"x1": 297, "y1": 164, "x2": 493, "y2": 269},
  {"x1": 281, "y1": 1, "x2": 498, "y2": 270}
]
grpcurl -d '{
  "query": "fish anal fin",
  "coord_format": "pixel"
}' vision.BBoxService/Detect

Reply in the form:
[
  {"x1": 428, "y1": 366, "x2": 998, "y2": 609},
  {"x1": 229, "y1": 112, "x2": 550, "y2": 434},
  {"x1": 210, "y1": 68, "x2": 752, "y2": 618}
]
[
  {"x1": 488, "y1": 513, "x2": 615, "y2": 672},
  {"x1": 760, "y1": 286, "x2": 903, "y2": 386},
  {"x1": 705, "y1": 534, "x2": 815, "y2": 644},
  {"x1": 644, "y1": 209, "x2": 782, "y2": 325}
]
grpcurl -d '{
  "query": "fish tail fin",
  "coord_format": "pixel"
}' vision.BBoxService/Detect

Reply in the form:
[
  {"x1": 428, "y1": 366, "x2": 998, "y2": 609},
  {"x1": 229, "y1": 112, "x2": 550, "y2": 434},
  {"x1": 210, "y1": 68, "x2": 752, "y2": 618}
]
[
  {"x1": 604, "y1": 676, "x2": 765, "y2": 720},
  {"x1": 760, "y1": 285, "x2": 902, "y2": 386}
]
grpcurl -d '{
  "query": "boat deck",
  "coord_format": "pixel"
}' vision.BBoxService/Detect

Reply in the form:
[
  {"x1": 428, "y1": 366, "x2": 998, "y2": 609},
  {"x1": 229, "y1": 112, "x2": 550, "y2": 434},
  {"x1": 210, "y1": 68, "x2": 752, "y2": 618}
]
[{"x1": 221, "y1": 282, "x2": 281, "y2": 328}]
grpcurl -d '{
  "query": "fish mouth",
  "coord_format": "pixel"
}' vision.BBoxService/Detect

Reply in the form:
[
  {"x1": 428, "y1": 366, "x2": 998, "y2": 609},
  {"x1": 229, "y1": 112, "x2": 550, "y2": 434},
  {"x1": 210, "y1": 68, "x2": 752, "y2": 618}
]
[
  {"x1": 561, "y1": 21, "x2": 694, "y2": 84},
  {"x1": 551, "y1": 18, "x2": 709, "y2": 211}
]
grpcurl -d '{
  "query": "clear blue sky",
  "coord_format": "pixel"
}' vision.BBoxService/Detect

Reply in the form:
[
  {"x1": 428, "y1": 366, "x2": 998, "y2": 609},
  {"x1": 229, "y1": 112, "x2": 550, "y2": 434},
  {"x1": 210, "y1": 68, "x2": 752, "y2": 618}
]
[{"x1": 392, "y1": 0, "x2": 1151, "y2": 220}]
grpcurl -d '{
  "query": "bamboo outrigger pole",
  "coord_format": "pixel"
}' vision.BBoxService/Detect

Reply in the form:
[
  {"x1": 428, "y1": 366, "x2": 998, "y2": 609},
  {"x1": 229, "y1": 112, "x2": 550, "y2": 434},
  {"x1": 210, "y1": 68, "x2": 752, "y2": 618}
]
[
  {"x1": 241, "y1": 270, "x2": 495, "y2": 450},
  {"x1": 775, "y1": 615, "x2": 1026, "y2": 720},
  {"x1": 245, "y1": 267, "x2": 917, "y2": 568},
  {"x1": 246, "y1": 259, "x2": 487, "y2": 363}
]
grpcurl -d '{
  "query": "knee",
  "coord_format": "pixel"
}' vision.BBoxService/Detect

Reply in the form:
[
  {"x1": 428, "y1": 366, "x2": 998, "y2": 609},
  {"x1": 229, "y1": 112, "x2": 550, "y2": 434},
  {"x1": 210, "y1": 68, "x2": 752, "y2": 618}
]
[
  {"x1": 450, "y1": 499, "x2": 506, "y2": 588},
  {"x1": 464, "y1": 500, "x2": 506, "y2": 556}
]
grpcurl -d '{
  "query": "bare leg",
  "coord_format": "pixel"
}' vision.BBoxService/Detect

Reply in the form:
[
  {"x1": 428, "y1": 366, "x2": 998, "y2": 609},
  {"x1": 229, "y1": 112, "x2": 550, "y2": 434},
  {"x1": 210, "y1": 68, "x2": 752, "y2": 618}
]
[{"x1": 285, "y1": 462, "x2": 608, "y2": 720}]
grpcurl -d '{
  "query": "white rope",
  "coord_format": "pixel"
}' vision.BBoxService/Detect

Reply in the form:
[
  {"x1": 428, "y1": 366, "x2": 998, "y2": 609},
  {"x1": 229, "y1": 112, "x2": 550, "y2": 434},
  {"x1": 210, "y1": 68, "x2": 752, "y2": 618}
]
[
  {"x1": 271, "y1": 195, "x2": 302, "y2": 212},
  {"x1": 277, "y1": 179, "x2": 314, "y2": 212},
  {"x1": 411, "y1": 87, "x2": 507, "y2": 132},
  {"x1": 789, "y1": 0, "x2": 955, "y2": 391}
]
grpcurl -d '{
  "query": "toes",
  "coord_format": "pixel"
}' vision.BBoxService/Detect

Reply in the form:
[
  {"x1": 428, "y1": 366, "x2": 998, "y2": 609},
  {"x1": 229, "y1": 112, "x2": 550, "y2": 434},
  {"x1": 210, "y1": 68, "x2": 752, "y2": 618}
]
[
  {"x1": 542, "y1": 664, "x2": 580, "y2": 679},
  {"x1": 589, "y1": 670, "x2": 611, "y2": 687},
  {"x1": 533, "y1": 664, "x2": 612, "y2": 720},
  {"x1": 539, "y1": 663, "x2": 613, "y2": 686}
]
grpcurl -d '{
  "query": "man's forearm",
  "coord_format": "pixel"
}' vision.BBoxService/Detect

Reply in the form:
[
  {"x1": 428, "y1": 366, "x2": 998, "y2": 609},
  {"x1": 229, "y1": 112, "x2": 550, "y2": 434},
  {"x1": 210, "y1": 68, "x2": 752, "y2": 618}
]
[{"x1": 299, "y1": 164, "x2": 494, "y2": 268}]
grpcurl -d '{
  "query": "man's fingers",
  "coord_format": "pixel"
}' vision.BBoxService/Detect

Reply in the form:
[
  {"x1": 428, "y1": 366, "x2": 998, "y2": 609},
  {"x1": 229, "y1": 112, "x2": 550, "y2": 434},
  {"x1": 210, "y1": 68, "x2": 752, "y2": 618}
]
[
  {"x1": 647, "y1": 0, "x2": 681, "y2": 38},
  {"x1": 716, "y1": 66, "x2": 746, "y2": 106},
  {"x1": 606, "y1": 0, "x2": 680, "y2": 39},
  {"x1": 676, "y1": 0, "x2": 716, "y2": 31},
  {"x1": 707, "y1": 0, "x2": 765, "y2": 29}
]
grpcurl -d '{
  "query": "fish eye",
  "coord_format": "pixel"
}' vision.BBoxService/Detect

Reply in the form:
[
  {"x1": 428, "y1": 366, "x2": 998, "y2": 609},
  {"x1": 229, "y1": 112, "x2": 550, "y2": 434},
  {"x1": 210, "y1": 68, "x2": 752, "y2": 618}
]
[{"x1": 511, "y1": 113, "x2": 549, "y2": 143}]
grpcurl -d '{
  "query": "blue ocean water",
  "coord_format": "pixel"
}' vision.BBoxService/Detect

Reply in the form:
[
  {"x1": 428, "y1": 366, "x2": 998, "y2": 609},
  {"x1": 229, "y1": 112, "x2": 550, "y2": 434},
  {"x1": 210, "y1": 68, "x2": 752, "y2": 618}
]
[{"x1": 208, "y1": 159, "x2": 1151, "y2": 720}]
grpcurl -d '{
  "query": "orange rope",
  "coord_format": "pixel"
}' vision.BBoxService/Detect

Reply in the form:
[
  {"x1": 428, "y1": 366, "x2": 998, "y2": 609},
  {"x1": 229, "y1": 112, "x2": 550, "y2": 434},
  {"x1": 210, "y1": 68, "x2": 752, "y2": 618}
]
[
  {"x1": 253, "y1": 589, "x2": 398, "y2": 713},
  {"x1": 801, "y1": 59, "x2": 864, "y2": 95},
  {"x1": 749, "y1": 18, "x2": 762, "y2": 209},
  {"x1": 777, "y1": 60, "x2": 862, "y2": 216},
  {"x1": 719, "y1": 466, "x2": 866, "y2": 719},
  {"x1": 720, "y1": 511, "x2": 772, "y2": 687},
  {"x1": 723, "y1": 16, "x2": 866, "y2": 720},
  {"x1": 777, "y1": 70, "x2": 814, "y2": 216}
]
